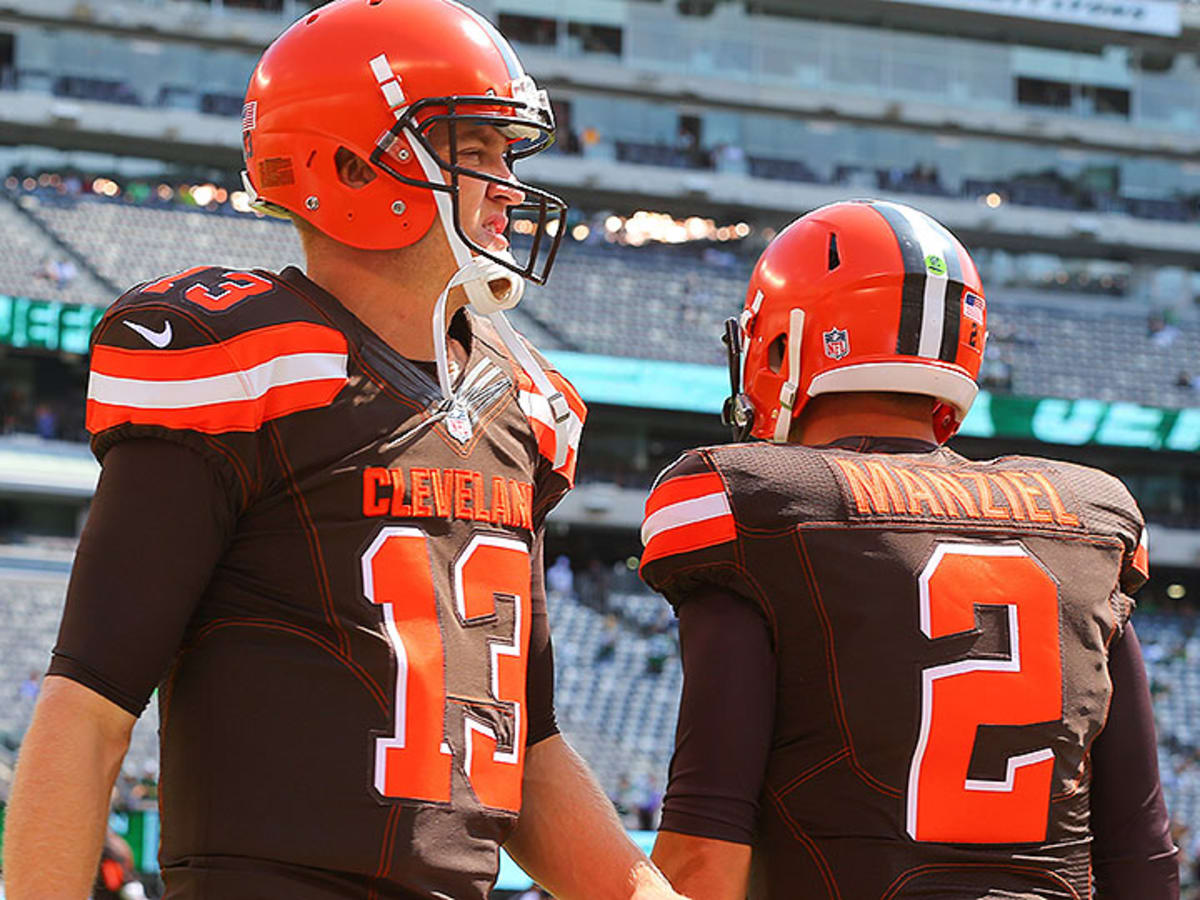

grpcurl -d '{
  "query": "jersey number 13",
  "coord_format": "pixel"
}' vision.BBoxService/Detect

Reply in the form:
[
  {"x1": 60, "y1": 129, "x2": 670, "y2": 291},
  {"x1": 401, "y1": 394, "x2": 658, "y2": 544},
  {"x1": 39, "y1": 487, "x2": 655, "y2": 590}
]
[{"x1": 362, "y1": 528, "x2": 531, "y2": 812}]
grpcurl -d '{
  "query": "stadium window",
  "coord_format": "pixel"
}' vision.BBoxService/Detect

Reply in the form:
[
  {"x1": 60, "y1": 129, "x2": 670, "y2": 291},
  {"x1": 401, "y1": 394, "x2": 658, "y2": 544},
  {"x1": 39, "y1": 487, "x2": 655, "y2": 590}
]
[
  {"x1": 1135, "y1": 50, "x2": 1175, "y2": 73},
  {"x1": 1083, "y1": 85, "x2": 1131, "y2": 118},
  {"x1": 0, "y1": 32, "x2": 13, "y2": 89},
  {"x1": 200, "y1": 92, "x2": 244, "y2": 117},
  {"x1": 1015, "y1": 76, "x2": 1072, "y2": 110},
  {"x1": 220, "y1": 0, "x2": 286, "y2": 10},
  {"x1": 158, "y1": 85, "x2": 199, "y2": 111},
  {"x1": 677, "y1": 115, "x2": 702, "y2": 148},
  {"x1": 550, "y1": 99, "x2": 581, "y2": 154},
  {"x1": 566, "y1": 22, "x2": 623, "y2": 57},
  {"x1": 498, "y1": 13, "x2": 558, "y2": 47}
]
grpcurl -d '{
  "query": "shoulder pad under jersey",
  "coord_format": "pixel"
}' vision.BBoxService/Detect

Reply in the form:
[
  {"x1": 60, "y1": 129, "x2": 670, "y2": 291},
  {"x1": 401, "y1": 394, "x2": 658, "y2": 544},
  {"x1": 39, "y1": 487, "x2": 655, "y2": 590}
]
[
  {"x1": 473, "y1": 314, "x2": 586, "y2": 491},
  {"x1": 1030, "y1": 456, "x2": 1149, "y2": 594},
  {"x1": 87, "y1": 266, "x2": 349, "y2": 437},
  {"x1": 639, "y1": 449, "x2": 750, "y2": 612}
]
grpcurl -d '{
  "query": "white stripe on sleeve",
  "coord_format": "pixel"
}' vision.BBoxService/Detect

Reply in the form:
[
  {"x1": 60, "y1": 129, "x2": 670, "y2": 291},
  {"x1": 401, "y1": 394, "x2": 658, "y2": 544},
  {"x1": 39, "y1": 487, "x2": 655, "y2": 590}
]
[
  {"x1": 87, "y1": 351, "x2": 348, "y2": 409},
  {"x1": 641, "y1": 491, "x2": 732, "y2": 547}
]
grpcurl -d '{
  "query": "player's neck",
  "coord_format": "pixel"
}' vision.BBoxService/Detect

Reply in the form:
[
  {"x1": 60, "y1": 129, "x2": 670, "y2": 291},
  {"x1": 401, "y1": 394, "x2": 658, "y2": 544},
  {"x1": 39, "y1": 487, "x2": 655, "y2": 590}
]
[
  {"x1": 302, "y1": 231, "x2": 466, "y2": 363},
  {"x1": 790, "y1": 394, "x2": 938, "y2": 447}
]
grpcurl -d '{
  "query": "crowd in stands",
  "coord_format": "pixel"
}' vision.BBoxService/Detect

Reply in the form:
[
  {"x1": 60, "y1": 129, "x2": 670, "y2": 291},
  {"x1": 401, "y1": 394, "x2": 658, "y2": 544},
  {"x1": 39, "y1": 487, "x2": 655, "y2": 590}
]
[
  {"x1": 0, "y1": 167, "x2": 1198, "y2": 520},
  {"x1": 0, "y1": 389, "x2": 84, "y2": 443},
  {"x1": 4, "y1": 172, "x2": 243, "y2": 218},
  {"x1": 0, "y1": 169, "x2": 1197, "y2": 538},
  {"x1": 6, "y1": 164, "x2": 1195, "y2": 317},
  {"x1": 5, "y1": 51, "x2": 1200, "y2": 225},
  {"x1": 573, "y1": 126, "x2": 1200, "y2": 226}
]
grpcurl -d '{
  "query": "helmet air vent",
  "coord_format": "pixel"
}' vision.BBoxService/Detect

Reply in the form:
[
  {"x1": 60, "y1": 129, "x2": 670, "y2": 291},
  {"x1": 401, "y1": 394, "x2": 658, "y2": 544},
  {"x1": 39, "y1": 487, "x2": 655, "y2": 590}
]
[
  {"x1": 767, "y1": 333, "x2": 786, "y2": 373},
  {"x1": 828, "y1": 232, "x2": 840, "y2": 271}
]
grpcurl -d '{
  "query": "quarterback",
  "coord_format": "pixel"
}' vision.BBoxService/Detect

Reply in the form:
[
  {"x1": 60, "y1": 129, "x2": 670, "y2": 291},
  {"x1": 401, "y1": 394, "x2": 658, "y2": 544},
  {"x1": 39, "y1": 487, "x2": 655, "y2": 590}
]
[
  {"x1": 640, "y1": 200, "x2": 1178, "y2": 898},
  {"x1": 4, "y1": 2, "x2": 683, "y2": 899}
]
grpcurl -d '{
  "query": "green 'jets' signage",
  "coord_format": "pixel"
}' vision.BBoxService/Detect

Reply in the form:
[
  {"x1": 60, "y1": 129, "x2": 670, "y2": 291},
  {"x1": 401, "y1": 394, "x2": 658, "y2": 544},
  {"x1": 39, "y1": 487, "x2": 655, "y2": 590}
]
[
  {"x1": 545, "y1": 351, "x2": 1200, "y2": 454},
  {"x1": 0, "y1": 294, "x2": 107, "y2": 354},
  {"x1": 0, "y1": 312, "x2": 1193, "y2": 454},
  {"x1": 957, "y1": 391, "x2": 1200, "y2": 453}
]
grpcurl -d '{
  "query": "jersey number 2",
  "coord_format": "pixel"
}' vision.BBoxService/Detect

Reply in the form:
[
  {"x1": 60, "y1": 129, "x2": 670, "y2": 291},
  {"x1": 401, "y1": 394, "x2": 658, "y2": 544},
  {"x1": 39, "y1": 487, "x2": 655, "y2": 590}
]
[
  {"x1": 361, "y1": 528, "x2": 531, "y2": 812},
  {"x1": 906, "y1": 543, "x2": 1061, "y2": 843}
]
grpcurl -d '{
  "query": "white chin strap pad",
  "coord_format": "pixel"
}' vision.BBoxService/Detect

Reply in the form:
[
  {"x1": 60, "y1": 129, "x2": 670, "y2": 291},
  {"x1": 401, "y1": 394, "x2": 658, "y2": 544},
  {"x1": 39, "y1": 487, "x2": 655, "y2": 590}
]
[
  {"x1": 461, "y1": 252, "x2": 525, "y2": 315},
  {"x1": 771, "y1": 308, "x2": 805, "y2": 444}
]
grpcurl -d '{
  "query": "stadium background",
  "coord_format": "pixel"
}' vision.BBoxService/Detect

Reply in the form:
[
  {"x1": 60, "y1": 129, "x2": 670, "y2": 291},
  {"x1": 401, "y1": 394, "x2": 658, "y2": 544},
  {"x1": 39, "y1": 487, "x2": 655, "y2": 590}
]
[{"x1": 0, "y1": 0, "x2": 1198, "y2": 894}]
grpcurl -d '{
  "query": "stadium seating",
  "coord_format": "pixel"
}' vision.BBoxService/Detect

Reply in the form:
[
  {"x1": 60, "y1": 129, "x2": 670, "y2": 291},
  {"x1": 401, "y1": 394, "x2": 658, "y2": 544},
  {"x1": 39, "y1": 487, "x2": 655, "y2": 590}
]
[
  {"x1": 19, "y1": 193, "x2": 304, "y2": 288},
  {"x1": 0, "y1": 560, "x2": 161, "y2": 782},
  {"x1": 0, "y1": 195, "x2": 113, "y2": 305},
  {"x1": 546, "y1": 585, "x2": 680, "y2": 794},
  {"x1": 7, "y1": 189, "x2": 1200, "y2": 410}
]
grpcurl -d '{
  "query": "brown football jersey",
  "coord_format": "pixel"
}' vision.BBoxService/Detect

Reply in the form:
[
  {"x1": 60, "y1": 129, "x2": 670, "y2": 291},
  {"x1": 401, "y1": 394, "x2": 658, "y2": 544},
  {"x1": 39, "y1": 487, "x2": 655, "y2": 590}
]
[
  {"x1": 51, "y1": 265, "x2": 585, "y2": 899},
  {"x1": 641, "y1": 438, "x2": 1149, "y2": 899}
]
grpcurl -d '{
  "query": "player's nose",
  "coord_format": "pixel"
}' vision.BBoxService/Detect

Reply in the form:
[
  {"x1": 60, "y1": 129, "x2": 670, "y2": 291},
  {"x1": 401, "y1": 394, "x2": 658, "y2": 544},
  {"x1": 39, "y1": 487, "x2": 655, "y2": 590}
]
[{"x1": 487, "y1": 173, "x2": 526, "y2": 208}]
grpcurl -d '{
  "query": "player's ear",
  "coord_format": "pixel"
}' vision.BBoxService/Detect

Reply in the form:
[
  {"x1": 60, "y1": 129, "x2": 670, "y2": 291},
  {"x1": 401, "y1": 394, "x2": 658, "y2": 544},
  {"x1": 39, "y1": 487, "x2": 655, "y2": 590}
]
[{"x1": 334, "y1": 147, "x2": 377, "y2": 190}]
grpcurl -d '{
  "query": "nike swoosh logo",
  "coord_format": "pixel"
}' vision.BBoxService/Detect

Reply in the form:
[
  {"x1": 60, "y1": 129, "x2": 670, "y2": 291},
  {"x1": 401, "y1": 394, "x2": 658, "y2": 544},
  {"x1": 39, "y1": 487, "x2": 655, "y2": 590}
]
[{"x1": 124, "y1": 319, "x2": 172, "y2": 348}]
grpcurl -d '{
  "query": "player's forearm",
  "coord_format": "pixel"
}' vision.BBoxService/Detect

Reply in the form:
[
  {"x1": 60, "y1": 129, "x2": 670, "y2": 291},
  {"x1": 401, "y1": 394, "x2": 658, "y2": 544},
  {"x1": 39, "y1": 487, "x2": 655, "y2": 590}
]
[
  {"x1": 651, "y1": 830, "x2": 751, "y2": 900},
  {"x1": 1093, "y1": 848, "x2": 1180, "y2": 900},
  {"x1": 505, "y1": 734, "x2": 686, "y2": 900},
  {"x1": 4, "y1": 676, "x2": 134, "y2": 899}
]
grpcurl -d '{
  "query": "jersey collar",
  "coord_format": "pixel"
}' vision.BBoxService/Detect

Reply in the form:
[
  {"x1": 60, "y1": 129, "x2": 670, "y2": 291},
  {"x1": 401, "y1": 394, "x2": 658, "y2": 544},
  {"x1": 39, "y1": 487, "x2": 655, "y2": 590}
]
[{"x1": 819, "y1": 435, "x2": 940, "y2": 454}]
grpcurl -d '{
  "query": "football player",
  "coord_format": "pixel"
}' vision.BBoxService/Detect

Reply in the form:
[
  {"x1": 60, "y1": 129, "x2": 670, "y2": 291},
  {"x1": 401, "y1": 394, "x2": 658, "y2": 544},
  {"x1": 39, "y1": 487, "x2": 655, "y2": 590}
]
[
  {"x1": 639, "y1": 200, "x2": 1178, "y2": 899},
  {"x1": 4, "y1": 2, "x2": 684, "y2": 899}
]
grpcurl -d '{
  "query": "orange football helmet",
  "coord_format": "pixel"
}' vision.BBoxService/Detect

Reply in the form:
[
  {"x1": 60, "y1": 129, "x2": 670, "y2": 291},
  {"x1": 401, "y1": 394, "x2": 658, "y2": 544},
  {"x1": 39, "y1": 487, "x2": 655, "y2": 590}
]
[
  {"x1": 241, "y1": 0, "x2": 565, "y2": 288},
  {"x1": 723, "y1": 200, "x2": 987, "y2": 444}
]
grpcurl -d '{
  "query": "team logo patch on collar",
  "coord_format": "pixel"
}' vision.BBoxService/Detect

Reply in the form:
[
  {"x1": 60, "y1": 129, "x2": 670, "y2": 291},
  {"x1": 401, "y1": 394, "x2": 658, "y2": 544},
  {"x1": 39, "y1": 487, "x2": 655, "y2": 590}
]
[{"x1": 823, "y1": 327, "x2": 850, "y2": 360}]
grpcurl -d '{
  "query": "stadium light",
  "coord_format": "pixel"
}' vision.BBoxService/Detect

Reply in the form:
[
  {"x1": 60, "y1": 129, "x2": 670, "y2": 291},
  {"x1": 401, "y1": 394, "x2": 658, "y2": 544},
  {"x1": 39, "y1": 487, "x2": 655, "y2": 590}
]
[
  {"x1": 230, "y1": 191, "x2": 252, "y2": 213},
  {"x1": 191, "y1": 184, "x2": 216, "y2": 206},
  {"x1": 91, "y1": 178, "x2": 120, "y2": 198}
]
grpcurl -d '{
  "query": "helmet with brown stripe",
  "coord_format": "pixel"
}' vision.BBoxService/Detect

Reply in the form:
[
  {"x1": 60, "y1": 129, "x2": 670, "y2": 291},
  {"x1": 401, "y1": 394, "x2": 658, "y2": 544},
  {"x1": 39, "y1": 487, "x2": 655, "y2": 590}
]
[{"x1": 722, "y1": 200, "x2": 986, "y2": 445}]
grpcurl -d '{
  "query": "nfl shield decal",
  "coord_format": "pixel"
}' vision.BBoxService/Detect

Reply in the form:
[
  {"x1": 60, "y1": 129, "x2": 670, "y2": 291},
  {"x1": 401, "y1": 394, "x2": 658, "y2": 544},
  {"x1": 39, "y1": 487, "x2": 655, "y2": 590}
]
[
  {"x1": 823, "y1": 327, "x2": 849, "y2": 360},
  {"x1": 446, "y1": 400, "x2": 473, "y2": 444}
]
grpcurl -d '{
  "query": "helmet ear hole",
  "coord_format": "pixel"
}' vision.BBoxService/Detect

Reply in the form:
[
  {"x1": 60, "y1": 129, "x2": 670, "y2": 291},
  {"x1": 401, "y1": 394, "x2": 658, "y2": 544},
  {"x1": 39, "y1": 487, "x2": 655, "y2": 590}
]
[
  {"x1": 334, "y1": 147, "x2": 377, "y2": 189},
  {"x1": 767, "y1": 333, "x2": 787, "y2": 374}
]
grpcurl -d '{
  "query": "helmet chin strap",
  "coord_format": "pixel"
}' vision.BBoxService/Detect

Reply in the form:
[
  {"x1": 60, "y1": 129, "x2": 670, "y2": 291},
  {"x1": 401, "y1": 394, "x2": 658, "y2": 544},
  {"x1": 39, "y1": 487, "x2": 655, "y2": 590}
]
[
  {"x1": 771, "y1": 308, "x2": 805, "y2": 444},
  {"x1": 409, "y1": 129, "x2": 574, "y2": 466}
]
